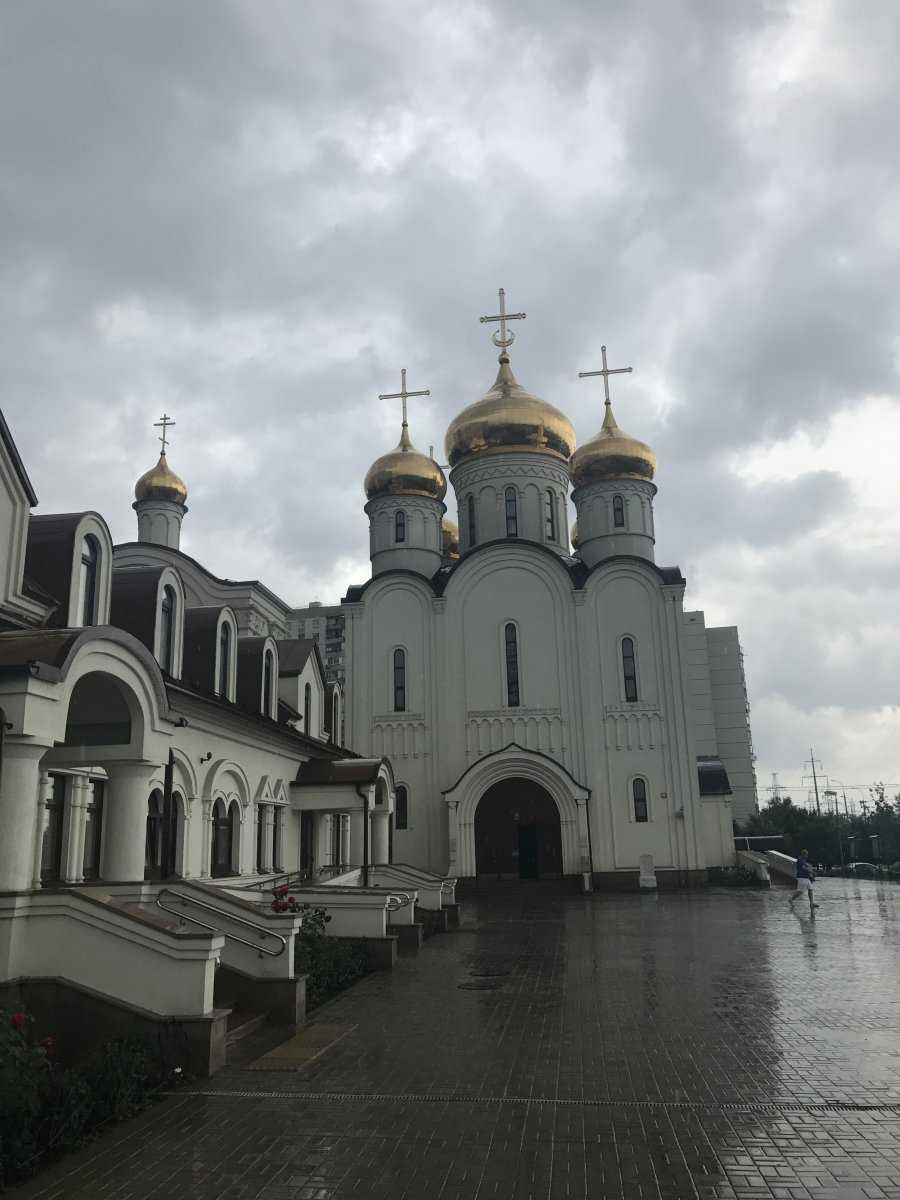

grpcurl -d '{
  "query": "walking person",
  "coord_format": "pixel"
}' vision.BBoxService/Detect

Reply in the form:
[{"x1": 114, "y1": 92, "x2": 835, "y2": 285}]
[{"x1": 789, "y1": 849, "x2": 819, "y2": 914}]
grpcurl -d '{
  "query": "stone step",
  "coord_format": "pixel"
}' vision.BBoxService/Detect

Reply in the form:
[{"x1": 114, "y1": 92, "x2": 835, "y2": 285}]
[{"x1": 225, "y1": 1009, "x2": 269, "y2": 1046}]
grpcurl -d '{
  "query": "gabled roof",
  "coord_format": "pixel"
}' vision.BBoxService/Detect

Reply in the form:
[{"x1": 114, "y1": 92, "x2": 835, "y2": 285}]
[
  {"x1": 277, "y1": 637, "x2": 324, "y2": 679},
  {"x1": 0, "y1": 408, "x2": 38, "y2": 507}
]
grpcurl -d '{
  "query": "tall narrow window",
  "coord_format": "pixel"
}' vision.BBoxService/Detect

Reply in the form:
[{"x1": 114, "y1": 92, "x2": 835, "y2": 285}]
[
  {"x1": 330, "y1": 813, "x2": 342, "y2": 864},
  {"x1": 395, "y1": 784, "x2": 408, "y2": 830},
  {"x1": 332, "y1": 692, "x2": 339, "y2": 743},
  {"x1": 218, "y1": 621, "x2": 231, "y2": 697},
  {"x1": 622, "y1": 637, "x2": 638, "y2": 702},
  {"x1": 211, "y1": 798, "x2": 236, "y2": 877},
  {"x1": 395, "y1": 510, "x2": 406, "y2": 543},
  {"x1": 504, "y1": 623, "x2": 520, "y2": 707},
  {"x1": 393, "y1": 648, "x2": 406, "y2": 712},
  {"x1": 467, "y1": 495, "x2": 477, "y2": 547},
  {"x1": 82, "y1": 780, "x2": 104, "y2": 881},
  {"x1": 256, "y1": 805, "x2": 266, "y2": 872},
  {"x1": 633, "y1": 778, "x2": 649, "y2": 823},
  {"x1": 273, "y1": 807, "x2": 283, "y2": 871},
  {"x1": 505, "y1": 487, "x2": 518, "y2": 537},
  {"x1": 613, "y1": 495, "x2": 625, "y2": 528},
  {"x1": 79, "y1": 536, "x2": 99, "y2": 626},
  {"x1": 41, "y1": 775, "x2": 66, "y2": 885},
  {"x1": 304, "y1": 681, "x2": 312, "y2": 731},
  {"x1": 263, "y1": 648, "x2": 275, "y2": 717},
  {"x1": 160, "y1": 585, "x2": 176, "y2": 674},
  {"x1": 544, "y1": 490, "x2": 556, "y2": 541}
]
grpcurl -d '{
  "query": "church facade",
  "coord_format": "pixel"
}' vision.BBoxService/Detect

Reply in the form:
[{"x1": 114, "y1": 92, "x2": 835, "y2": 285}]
[{"x1": 345, "y1": 321, "x2": 756, "y2": 887}]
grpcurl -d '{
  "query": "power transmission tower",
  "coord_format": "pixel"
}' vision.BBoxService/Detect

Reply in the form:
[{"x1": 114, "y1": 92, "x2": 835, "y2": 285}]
[{"x1": 803, "y1": 749, "x2": 823, "y2": 815}]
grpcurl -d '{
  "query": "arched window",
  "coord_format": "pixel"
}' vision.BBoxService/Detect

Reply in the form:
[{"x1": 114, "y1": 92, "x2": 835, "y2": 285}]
[
  {"x1": 622, "y1": 637, "x2": 638, "y2": 702},
  {"x1": 393, "y1": 648, "x2": 406, "y2": 712},
  {"x1": 331, "y1": 691, "x2": 339, "y2": 743},
  {"x1": 504, "y1": 622, "x2": 520, "y2": 707},
  {"x1": 633, "y1": 778, "x2": 649, "y2": 823},
  {"x1": 505, "y1": 487, "x2": 518, "y2": 537},
  {"x1": 544, "y1": 490, "x2": 556, "y2": 541},
  {"x1": 211, "y1": 798, "x2": 236, "y2": 877},
  {"x1": 217, "y1": 621, "x2": 232, "y2": 698},
  {"x1": 395, "y1": 784, "x2": 408, "y2": 830},
  {"x1": 145, "y1": 789, "x2": 177, "y2": 880},
  {"x1": 160, "y1": 585, "x2": 176, "y2": 674},
  {"x1": 395, "y1": 510, "x2": 406, "y2": 543},
  {"x1": 613, "y1": 495, "x2": 625, "y2": 528},
  {"x1": 467, "y1": 495, "x2": 477, "y2": 547},
  {"x1": 263, "y1": 648, "x2": 275, "y2": 717},
  {"x1": 79, "y1": 535, "x2": 99, "y2": 626},
  {"x1": 304, "y1": 681, "x2": 312, "y2": 732}
]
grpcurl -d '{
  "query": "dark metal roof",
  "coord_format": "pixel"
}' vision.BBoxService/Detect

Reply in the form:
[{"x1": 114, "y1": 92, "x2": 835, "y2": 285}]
[
  {"x1": 110, "y1": 567, "x2": 166, "y2": 654},
  {"x1": 697, "y1": 756, "x2": 732, "y2": 795},
  {"x1": 0, "y1": 408, "x2": 38, "y2": 506},
  {"x1": 113, "y1": 541, "x2": 290, "y2": 611},
  {"x1": 0, "y1": 628, "x2": 80, "y2": 672},
  {"x1": 24, "y1": 513, "x2": 90, "y2": 628},
  {"x1": 277, "y1": 638, "x2": 322, "y2": 678},
  {"x1": 294, "y1": 757, "x2": 384, "y2": 786}
]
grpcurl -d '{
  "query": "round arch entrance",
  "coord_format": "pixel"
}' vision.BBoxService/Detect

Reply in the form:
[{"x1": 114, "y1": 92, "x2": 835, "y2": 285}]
[{"x1": 474, "y1": 778, "x2": 563, "y2": 880}]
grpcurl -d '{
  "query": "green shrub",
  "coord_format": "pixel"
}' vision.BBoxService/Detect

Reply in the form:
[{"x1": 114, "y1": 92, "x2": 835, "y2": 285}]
[
  {"x1": 0, "y1": 1010, "x2": 171, "y2": 1188},
  {"x1": 293, "y1": 905, "x2": 367, "y2": 1010}
]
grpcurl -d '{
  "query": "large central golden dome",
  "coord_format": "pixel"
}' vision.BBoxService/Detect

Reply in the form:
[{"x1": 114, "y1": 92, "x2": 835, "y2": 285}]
[
  {"x1": 570, "y1": 401, "x2": 656, "y2": 487},
  {"x1": 445, "y1": 354, "x2": 576, "y2": 468},
  {"x1": 364, "y1": 424, "x2": 447, "y2": 502}
]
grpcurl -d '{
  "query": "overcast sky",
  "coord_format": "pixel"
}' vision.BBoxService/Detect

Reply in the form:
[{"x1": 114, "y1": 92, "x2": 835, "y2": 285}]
[{"x1": 2, "y1": 1, "x2": 898, "y2": 806}]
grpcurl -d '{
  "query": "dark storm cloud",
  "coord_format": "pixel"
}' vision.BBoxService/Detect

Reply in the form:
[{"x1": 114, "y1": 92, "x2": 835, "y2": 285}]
[{"x1": 1, "y1": 0, "x2": 898, "y2": 785}]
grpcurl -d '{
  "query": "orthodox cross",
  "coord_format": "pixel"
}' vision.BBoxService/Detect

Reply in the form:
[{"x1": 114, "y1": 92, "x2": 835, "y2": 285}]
[
  {"x1": 154, "y1": 413, "x2": 175, "y2": 454},
  {"x1": 578, "y1": 345, "x2": 632, "y2": 408},
  {"x1": 480, "y1": 287, "x2": 526, "y2": 350},
  {"x1": 379, "y1": 368, "x2": 430, "y2": 430}
]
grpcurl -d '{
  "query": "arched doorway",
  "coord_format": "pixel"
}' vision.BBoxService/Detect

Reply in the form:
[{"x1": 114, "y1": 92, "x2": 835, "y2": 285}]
[
  {"x1": 145, "y1": 788, "x2": 179, "y2": 880},
  {"x1": 474, "y1": 778, "x2": 563, "y2": 880}
]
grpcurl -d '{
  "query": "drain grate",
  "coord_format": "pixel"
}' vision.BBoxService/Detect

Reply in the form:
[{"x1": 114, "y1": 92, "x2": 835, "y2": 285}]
[{"x1": 168, "y1": 1089, "x2": 900, "y2": 1114}]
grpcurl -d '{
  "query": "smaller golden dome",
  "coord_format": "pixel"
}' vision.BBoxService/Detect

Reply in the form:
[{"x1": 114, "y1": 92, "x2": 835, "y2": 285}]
[
  {"x1": 365, "y1": 425, "x2": 447, "y2": 502},
  {"x1": 442, "y1": 518, "x2": 460, "y2": 559},
  {"x1": 134, "y1": 453, "x2": 188, "y2": 504},
  {"x1": 445, "y1": 354, "x2": 576, "y2": 468},
  {"x1": 570, "y1": 402, "x2": 655, "y2": 488},
  {"x1": 571, "y1": 520, "x2": 579, "y2": 550}
]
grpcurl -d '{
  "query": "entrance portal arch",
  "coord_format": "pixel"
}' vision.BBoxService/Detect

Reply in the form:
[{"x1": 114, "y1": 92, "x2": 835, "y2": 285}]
[
  {"x1": 474, "y1": 778, "x2": 562, "y2": 879},
  {"x1": 443, "y1": 744, "x2": 591, "y2": 878}
]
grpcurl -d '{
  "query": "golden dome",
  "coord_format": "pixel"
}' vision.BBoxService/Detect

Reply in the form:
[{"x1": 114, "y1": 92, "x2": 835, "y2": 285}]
[
  {"x1": 571, "y1": 520, "x2": 579, "y2": 550},
  {"x1": 365, "y1": 424, "x2": 447, "y2": 502},
  {"x1": 570, "y1": 401, "x2": 656, "y2": 487},
  {"x1": 445, "y1": 353, "x2": 576, "y2": 468},
  {"x1": 442, "y1": 518, "x2": 460, "y2": 559},
  {"x1": 134, "y1": 453, "x2": 188, "y2": 504}
]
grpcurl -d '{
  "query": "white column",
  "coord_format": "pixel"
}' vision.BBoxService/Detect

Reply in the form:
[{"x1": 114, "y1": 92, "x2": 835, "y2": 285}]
[
  {"x1": 31, "y1": 772, "x2": 55, "y2": 888},
  {"x1": 349, "y1": 809, "x2": 367, "y2": 868},
  {"x1": 263, "y1": 805, "x2": 276, "y2": 872},
  {"x1": 177, "y1": 796, "x2": 194, "y2": 877},
  {"x1": 0, "y1": 741, "x2": 49, "y2": 892},
  {"x1": 102, "y1": 761, "x2": 158, "y2": 882},
  {"x1": 446, "y1": 801, "x2": 459, "y2": 876},
  {"x1": 371, "y1": 810, "x2": 390, "y2": 865},
  {"x1": 62, "y1": 775, "x2": 91, "y2": 884},
  {"x1": 339, "y1": 814, "x2": 350, "y2": 867}
]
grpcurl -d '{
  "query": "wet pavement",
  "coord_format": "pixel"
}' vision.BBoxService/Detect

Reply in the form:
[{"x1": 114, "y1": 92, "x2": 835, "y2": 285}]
[{"x1": 13, "y1": 878, "x2": 900, "y2": 1199}]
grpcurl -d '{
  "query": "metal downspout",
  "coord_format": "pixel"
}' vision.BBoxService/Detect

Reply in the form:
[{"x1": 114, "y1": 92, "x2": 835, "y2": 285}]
[{"x1": 355, "y1": 784, "x2": 370, "y2": 887}]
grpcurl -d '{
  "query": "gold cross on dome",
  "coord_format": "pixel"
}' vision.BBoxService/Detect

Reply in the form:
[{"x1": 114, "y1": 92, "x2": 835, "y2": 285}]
[
  {"x1": 480, "y1": 287, "x2": 526, "y2": 350},
  {"x1": 379, "y1": 368, "x2": 430, "y2": 429},
  {"x1": 578, "y1": 345, "x2": 632, "y2": 407},
  {"x1": 154, "y1": 413, "x2": 175, "y2": 454}
]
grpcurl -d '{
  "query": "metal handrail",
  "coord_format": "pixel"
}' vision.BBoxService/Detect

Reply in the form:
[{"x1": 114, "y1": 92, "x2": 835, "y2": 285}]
[
  {"x1": 242, "y1": 871, "x2": 304, "y2": 892},
  {"x1": 375, "y1": 861, "x2": 458, "y2": 891},
  {"x1": 156, "y1": 888, "x2": 287, "y2": 958}
]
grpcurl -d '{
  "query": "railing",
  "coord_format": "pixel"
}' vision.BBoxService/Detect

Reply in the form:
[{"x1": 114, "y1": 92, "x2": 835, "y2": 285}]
[
  {"x1": 156, "y1": 888, "x2": 287, "y2": 959},
  {"x1": 242, "y1": 871, "x2": 305, "y2": 892}
]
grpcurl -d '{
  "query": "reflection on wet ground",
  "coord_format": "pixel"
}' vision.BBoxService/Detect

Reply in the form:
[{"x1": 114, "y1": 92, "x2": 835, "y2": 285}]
[{"x1": 14, "y1": 878, "x2": 900, "y2": 1199}]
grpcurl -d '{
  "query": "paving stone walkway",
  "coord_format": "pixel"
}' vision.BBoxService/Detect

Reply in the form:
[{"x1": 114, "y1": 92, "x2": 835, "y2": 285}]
[{"x1": 13, "y1": 878, "x2": 900, "y2": 1200}]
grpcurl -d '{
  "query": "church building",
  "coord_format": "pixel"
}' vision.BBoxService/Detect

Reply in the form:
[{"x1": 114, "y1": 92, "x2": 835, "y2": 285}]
[{"x1": 344, "y1": 293, "x2": 756, "y2": 887}]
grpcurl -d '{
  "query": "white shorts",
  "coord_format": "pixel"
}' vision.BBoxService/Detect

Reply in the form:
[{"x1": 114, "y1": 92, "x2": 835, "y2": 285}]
[{"x1": 795, "y1": 877, "x2": 813, "y2": 892}]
